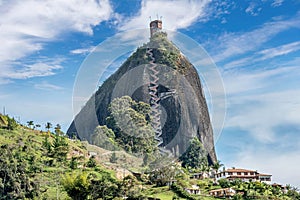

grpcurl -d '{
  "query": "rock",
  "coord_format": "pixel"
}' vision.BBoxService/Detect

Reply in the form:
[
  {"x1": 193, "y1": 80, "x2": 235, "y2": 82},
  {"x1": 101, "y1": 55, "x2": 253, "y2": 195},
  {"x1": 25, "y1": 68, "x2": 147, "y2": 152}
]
[{"x1": 67, "y1": 32, "x2": 217, "y2": 164}]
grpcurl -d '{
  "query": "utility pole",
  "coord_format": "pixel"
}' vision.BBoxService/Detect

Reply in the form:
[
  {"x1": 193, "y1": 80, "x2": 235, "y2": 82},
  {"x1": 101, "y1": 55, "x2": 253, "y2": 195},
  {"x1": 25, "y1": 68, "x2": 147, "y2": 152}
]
[{"x1": 3, "y1": 106, "x2": 6, "y2": 115}]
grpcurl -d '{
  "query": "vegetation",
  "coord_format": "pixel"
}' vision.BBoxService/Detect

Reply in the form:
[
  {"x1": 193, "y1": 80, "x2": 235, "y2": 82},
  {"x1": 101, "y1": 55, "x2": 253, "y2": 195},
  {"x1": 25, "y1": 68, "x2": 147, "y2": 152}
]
[
  {"x1": 179, "y1": 137, "x2": 208, "y2": 169},
  {"x1": 1, "y1": 111, "x2": 300, "y2": 200},
  {"x1": 1, "y1": 29, "x2": 300, "y2": 199},
  {"x1": 217, "y1": 178, "x2": 300, "y2": 200},
  {"x1": 106, "y1": 96, "x2": 157, "y2": 154}
]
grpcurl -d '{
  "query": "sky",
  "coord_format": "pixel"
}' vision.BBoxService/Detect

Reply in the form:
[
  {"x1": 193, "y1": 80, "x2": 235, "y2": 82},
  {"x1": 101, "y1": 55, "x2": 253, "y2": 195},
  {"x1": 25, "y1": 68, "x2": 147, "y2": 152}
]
[{"x1": 0, "y1": 0, "x2": 300, "y2": 188}]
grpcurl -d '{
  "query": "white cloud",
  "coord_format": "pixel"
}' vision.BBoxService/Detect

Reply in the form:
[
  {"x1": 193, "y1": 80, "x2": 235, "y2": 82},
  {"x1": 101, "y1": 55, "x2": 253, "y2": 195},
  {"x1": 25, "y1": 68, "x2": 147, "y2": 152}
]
[
  {"x1": 70, "y1": 46, "x2": 97, "y2": 55},
  {"x1": 245, "y1": 2, "x2": 262, "y2": 16},
  {"x1": 271, "y1": 0, "x2": 284, "y2": 7},
  {"x1": 258, "y1": 41, "x2": 300, "y2": 60},
  {"x1": 0, "y1": 0, "x2": 112, "y2": 79},
  {"x1": 34, "y1": 82, "x2": 64, "y2": 91},
  {"x1": 0, "y1": 62, "x2": 62, "y2": 80},
  {"x1": 231, "y1": 146, "x2": 300, "y2": 188},
  {"x1": 223, "y1": 65, "x2": 300, "y2": 143},
  {"x1": 221, "y1": 63, "x2": 300, "y2": 187},
  {"x1": 223, "y1": 41, "x2": 300, "y2": 69},
  {"x1": 118, "y1": 0, "x2": 212, "y2": 31},
  {"x1": 208, "y1": 13, "x2": 300, "y2": 63}
]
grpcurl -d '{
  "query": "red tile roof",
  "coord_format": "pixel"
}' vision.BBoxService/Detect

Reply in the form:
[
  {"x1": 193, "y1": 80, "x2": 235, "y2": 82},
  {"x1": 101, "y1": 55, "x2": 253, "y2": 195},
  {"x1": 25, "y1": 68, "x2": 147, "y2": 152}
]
[
  {"x1": 227, "y1": 175, "x2": 258, "y2": 179},
  {"x1": 225, "y1": 168, "x2": 257, "y2": 173},
  {"x1": 258, "y1": 173, "x2": 272, "y2": 177}
]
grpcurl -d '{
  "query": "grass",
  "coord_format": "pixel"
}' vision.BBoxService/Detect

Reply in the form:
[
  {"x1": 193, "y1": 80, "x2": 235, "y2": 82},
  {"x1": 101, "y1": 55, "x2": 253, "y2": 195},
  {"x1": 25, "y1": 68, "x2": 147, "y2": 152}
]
[
  {"x1": 144, "y1": 186, "x2": 176, "y2": 200},
  {"x1": 148, "y1": 190, "x2": 176, "y2": 200}
]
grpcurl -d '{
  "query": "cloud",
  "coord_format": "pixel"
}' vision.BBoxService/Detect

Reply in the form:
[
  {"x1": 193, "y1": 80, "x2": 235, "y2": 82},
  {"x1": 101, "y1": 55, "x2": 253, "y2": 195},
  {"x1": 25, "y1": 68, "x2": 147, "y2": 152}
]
[
  {"x1": 245, "y1": 2, "x2": 262, "y2": 16},
  {"x1": 70, "y1": 46, "x2": 97, "y2": 55},
  {"x1": 271, "y1": 0, "x2": 284, "y2": 7},
  {"x1": 258, "y1": 41, "x2": 300, "y2": 60},
  {"x1": 223, "y1": 65, "x2": 300, "y2": 143},
  {"x1": 118, "y1": 0, "x2": 212, "y2": 31},
  {"x1": 34, "y1": 82, "x2": 64, "y2": 91},
  {"x1": 230, "y1": 144, "x2": 300, "y2": 188},
  {"x1": 207, "y1": 13, "x2": 300, "y2": 63},
  {"x1": 0, "y1": 0, "x2": 112, "y2": 79},
  {"x1": 223, "y1": 41, "x2": 300, "y2": 69},
  {"x1": 0, "y1": 61, "x2": 62, "y2": 80}
]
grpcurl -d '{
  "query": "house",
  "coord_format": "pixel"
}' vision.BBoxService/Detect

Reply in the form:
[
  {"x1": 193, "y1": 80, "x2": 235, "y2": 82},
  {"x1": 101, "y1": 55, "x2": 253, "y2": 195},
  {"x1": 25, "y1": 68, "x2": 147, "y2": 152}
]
[
  {"x1": 88, "y1": 151, "x2": 97, "y2": 157},
  {"x1": 190, "y1": 172, "x2": 209, "y2": 179},
  {"x1": 259, "y1": 173, "x2": 272, "y2": 183},
  {"x1": 272, "y1": 183, "x2": 288, "y2": 194},
  {"x1": 215, "y1": 168, "x2": 272, "y2": 183},
  {"x1": 209, "y1": 188, "x2": 236, "y2": 198},
  {"x1": 185, "y1": 185, "x2": 201, "y2": 195}
]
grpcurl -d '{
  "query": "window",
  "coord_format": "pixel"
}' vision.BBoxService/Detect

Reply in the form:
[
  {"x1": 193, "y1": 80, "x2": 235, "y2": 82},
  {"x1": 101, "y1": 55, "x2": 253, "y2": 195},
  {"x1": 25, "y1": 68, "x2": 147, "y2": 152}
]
[
  {"x1": 228, "y1": 172, "x2": 233, "y2": 175},
  {"x1": 237, "y1": 172, "x2": 241, "y2": 175},
  {"x1": 250, "y1": 172, "x2": 254, "y2": 175},
  {"x1": 244, "y1": 172, "x2": 248, "y2": 175}
]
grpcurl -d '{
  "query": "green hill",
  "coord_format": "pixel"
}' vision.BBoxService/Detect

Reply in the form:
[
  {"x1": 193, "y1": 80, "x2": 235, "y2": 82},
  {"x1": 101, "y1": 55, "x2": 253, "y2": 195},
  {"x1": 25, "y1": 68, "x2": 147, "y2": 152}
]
[
  {"x1": 1, "y1": 116, "x2": 299, "y2": 200},
  {"x1": 0, "y1": 119, "x2": 136, "y2": 199},
  {"x1": 0, "y1": 116, "x2": 216, "y2": 199}
]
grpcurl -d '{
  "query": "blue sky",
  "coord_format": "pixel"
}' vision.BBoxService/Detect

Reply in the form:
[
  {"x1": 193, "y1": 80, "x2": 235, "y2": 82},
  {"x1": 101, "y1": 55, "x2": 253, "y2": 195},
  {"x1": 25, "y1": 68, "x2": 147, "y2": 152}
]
[{"x1": 0, "y1": 0, "x2": 300, "y2": 187}]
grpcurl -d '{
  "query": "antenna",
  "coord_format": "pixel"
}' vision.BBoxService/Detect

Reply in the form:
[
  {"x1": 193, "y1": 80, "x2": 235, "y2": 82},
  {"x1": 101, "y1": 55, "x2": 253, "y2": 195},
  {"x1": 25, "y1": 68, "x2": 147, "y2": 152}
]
[
  {"x1": 156, "y1": 14, "x2": 159, "y2": 20},
  {"x1": 160, "y1": 16, "x2": 162, "y2": 20},
  {"x1": 3, "y1": 106, "x2": 5, "y2": 115},
  {"x1": 149, "y1": 16, "x2": 152, "y2": 22}
]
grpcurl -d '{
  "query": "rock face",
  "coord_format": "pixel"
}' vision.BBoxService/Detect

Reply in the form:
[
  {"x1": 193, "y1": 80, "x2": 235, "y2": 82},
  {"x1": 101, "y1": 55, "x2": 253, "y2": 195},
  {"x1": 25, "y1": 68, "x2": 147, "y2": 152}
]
[{"x1": 67, "y1": 32, "x2": 217, "y2": 164}]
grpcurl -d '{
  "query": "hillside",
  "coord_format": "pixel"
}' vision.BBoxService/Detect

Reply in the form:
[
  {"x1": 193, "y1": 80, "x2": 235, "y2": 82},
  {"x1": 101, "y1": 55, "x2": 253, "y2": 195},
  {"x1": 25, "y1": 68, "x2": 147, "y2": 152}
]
[
  {"x1": 0, "y1": 116, "x2": 216, "y2": 200},
  {"x1": 1, "y1": 116, "x2": 300, "y2": 199}
]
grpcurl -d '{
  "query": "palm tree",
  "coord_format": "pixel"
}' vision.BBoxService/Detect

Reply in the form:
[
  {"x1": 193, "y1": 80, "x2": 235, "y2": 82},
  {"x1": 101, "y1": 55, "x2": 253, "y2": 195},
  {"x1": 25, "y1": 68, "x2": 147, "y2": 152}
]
[
  {"x1": 45, "y1": 122, "x2": 52, "y2": 133},
  {"x1": 54, "y1": 124, "x2": 62, "y2": 136},
  {"x1": 212, "y1": 160, "x2": 224, "y2": 174},
  {"x1": 27, "y1": 120, "x2": 34, "y2": 129},
  {"x1": 35, "y1": 124, "x2": 41, "y2": 130}
]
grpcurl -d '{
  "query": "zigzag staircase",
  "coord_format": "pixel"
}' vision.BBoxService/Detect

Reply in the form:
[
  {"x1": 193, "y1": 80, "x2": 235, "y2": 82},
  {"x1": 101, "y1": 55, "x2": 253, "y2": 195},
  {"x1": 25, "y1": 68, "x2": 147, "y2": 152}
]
[{"x1": 146, "y1": 47, "x2": 174, "y2": 156}]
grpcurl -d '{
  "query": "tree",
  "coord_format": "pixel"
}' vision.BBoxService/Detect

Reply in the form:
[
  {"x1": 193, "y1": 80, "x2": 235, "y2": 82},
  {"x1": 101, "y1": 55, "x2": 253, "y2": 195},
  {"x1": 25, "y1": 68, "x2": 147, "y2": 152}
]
[
  {"x1": 61, "y1": 172, "x2": 91, "y2": 200},
  {"x1": 218, "y1": 178, "x2": 231, "y2": 188},
  {"x1": 7, "y1": 117, "x2": 18, "y2": 130},
  {"x1": 45, "y1": 122, "x2": 52, "y2": 132},
  {"x1": 149, "y1": 162, "x2": 182, "y2": 187},
  {"x1": 35, "y1": 124, "x2": 41, "y2": 130},
  {"x1": 42, "y1": 135, "x2": 52, "y2": 155},
  {"x1": 110, "y1": 151, "x2": 118, "y2": 163},
  {"x1": 106, "y1": 96, "x2": 157, "y2": 154},
  {"x1": 0, "y1": 144, "x2": 40, "y2": 199},
  {"x1": 89, "y1": 171, "x2": 120, "y2": 199},
  {"x1": 179, "y1": 137, "x2": 208, "y2": 169},
  {"x1": 86, "y1": 156, "x2": 97, "y2": 168},
  {"x1": 212, "y1": 160, "x2": 224, "y2": 174},
  {"x1": 54, "y1": 124, "x2": 62, "y2": 136},
  {"x1": 91, "y1": 125, "x2": 118, "y2": 151},
  {"x1": 119, "y1": 175, "x2": 143, "y2": 199},
  {"x1": 27, "y1": 120, "x2": 34, "y2": 129},
  {"x1": 69, "y1": 157, "x2": 78, "y2": 169},
  {"x1": 52, "y1": 133, "x2": 69, "y2": 162}
]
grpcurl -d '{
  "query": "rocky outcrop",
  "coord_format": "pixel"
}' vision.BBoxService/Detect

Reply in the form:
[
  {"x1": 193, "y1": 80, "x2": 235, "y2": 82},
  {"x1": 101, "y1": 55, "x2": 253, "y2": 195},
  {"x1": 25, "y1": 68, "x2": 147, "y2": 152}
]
[{"x1": 67, "y1": 33, "x2": 217, "y2": 164}]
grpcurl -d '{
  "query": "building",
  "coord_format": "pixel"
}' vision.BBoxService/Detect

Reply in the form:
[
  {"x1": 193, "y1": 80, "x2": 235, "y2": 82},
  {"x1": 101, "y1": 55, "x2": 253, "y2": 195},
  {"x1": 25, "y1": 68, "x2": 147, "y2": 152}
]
[
  {"x1": 185, "y1": 185, "x2": 201, "y2": 195},
  {"x1": 215, "y1": 168, "x2": 272, "y2": 183},
  {"x1": 190, "y1": 172, "x2": 210, "y2": 180},
  {"x1": 259, "y1": 173, "x2": 272, "y2": 183},
  {"x1": 88, "y1": 151, "x2": 97, "y2": 157},
  {"x1": 209, "y1": 188, "x2": 236, "y2": 198},
  {"x1": 149, "y1": 19, "x2": 162, "y2": 37}
]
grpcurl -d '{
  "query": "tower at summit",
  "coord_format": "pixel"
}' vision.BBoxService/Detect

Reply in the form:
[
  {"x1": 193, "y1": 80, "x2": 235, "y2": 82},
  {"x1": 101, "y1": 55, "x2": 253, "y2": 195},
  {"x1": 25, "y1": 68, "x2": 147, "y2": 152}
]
[{"x1": 150, "y1": 19, "x2": 162, "y2": 37}]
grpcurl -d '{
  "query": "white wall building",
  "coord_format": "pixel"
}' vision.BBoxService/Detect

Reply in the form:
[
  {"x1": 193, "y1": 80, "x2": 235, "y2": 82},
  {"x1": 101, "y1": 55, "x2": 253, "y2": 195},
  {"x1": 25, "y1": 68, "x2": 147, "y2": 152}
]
[{"x1": 215, "y1": 168, "x2": 272, "y2": 184}]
